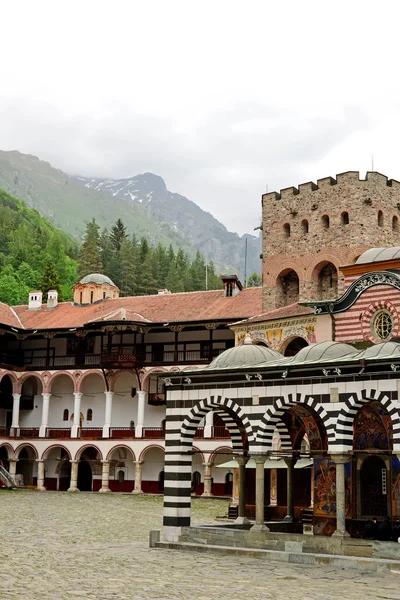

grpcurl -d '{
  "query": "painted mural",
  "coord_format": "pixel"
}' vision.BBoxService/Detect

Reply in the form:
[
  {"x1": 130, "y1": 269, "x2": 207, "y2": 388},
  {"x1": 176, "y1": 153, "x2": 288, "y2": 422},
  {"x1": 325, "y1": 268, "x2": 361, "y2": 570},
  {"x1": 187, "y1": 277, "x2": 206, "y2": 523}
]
[
  {"x1": 235, "y1": 316, "x2": 317, "y2": 350},
  {"x1": 289, "y1": 405, "x2": 324, "y2": 451},
  {"x1": 314, "y1": 458, "x2": 351, "y2": 517},
  {"x1": 392, "y1": 456, "x2": 400, "y2": 517},
  {"x1": 353, "y1": 401, "x2": 393, "y2": 450}
]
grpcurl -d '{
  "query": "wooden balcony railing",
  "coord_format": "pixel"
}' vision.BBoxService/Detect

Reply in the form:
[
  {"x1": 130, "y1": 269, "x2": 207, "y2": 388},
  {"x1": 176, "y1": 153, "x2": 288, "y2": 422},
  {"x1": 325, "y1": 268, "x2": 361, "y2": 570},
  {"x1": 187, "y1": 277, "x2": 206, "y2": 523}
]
[
  {"x1": 110, "y1": 427, "x2": 136, "y2": 439},
  {"x1": 19, "y1": 428, "x2": 40, "y2": 437},
  {"x1": 194, "y1": 427, "x2": 204, "y2": 438},
  {"x1": 79, "y1": 428, "x2": 103, "y2": 438},
  {"x1": 143, "y1": 427, "x2": 164, "y2": 439},
  {"x1": 212, "y1": 426, "x2": 231, "y2": 438},
  {"x1": 0, "y1": 427, "x2": 9, "y2": 437},
  {"x1": 46, "y1": 428, "x2": 71, "y2": 439}
]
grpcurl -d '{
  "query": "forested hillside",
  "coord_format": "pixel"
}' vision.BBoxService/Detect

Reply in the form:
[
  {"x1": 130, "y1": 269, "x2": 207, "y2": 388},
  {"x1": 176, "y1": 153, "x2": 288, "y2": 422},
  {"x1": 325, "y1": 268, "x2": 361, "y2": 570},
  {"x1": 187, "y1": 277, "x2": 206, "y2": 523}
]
[{"x1": 0, "y1": 191, "x2": 261, "y2": 306}]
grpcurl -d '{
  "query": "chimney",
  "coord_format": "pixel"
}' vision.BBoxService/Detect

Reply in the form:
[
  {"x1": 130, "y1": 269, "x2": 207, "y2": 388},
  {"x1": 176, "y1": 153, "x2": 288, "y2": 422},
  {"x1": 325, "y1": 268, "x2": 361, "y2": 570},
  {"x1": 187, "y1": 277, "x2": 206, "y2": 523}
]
[
  {"x1": 28, "y1": 291, "x2": 43, "y2": 310},
  {"x1": 221, "y1": 275, "x2": 243, "y2": 298},
  {"x1": 158, "y1": 289, "x2": 171, "y2": 295},
  {"x1": 47, "y1": 289, "x2": 58, "y2": 309}
]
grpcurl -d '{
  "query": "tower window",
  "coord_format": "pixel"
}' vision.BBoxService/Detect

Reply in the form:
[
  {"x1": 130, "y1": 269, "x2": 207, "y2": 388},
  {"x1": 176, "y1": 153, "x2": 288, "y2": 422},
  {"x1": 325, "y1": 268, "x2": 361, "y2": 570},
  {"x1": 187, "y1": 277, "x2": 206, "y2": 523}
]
[
  {"x1": 378, "y1": 210, "x2": 384, "y2": 227},
  {"x1": 341, "y1": 212, "x2": 349, "y2": 225},
  {"x1": 393, "y1": 216, "x2": 399, "y2": 232},
  {"x1": 321, "y1": 215, "x2": 330, "y2": 229},
  {"x1": 86, "y1": 409, "x2": 93, "y2": 421},
  {"x1": 103, "y1": 291, "x2": 106, "y2": 299},
  {"x1": 63, "y1": 409, "x2": 69, "y2": 421},
  {"x1": 90, "y1": 291, "x2": 94, "y2": 304},
  {"x1": 301, "y1": 219, "x2": 309, "y2": 234},
  {"x1": 226, "y1": 282, "x2": 233, "y2": 297},
  {"x1": 283, "y1": 223, "x2": 290, "y2": 238},
  {"x1": 80, "y1": 292, "x2": 83, "y2": 304}
]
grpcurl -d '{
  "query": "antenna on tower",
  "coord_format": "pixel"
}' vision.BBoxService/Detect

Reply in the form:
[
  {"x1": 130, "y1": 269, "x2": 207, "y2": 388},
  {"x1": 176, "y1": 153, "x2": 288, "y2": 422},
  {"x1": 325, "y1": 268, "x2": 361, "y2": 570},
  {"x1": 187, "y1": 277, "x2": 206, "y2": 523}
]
[
  {"x1": 244, "y1": 237, "x2": 248, "y2": 288},
  {"x1": 371, "y1": 154, "x2": 374, "y2": 171},
  {"x1": 266, "y1": 184, "x2": 269, "y2": 193}
]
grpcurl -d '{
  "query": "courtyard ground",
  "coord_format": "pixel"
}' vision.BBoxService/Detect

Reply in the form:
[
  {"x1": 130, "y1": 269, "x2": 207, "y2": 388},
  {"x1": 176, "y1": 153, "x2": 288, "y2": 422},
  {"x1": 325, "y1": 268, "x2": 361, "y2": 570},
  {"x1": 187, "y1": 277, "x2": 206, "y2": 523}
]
[{"x1": 1, "y1": 491, "x2": 400, "y2": 600}]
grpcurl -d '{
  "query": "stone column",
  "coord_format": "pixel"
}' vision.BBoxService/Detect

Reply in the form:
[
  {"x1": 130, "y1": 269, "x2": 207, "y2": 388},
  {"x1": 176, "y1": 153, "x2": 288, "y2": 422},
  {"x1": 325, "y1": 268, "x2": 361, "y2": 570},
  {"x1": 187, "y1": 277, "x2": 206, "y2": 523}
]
[
  {"x1": 11, "y1": 393, "x2": 21, "y2": 435},
  {"x1": 102, "y1": 391, "x2": 114, "y2": 437},
  {"x1": 36, "y1": 459, "x2": 46, "y2": 491},
  {"x1": 99, "y1": 460, "x2": 111, "y2": 493},
  {"x1": 136, "y1": 391, "x2": 146, "y2": 437},
  {"x1": 204, "y1": 411, "x2": 213, "y2": 438},
  {"x1": 68, "y1": 460, "x2": 79, "y2": 492},
  {"x1": 251, "y1": 455, "x2": 269, "y2": 532},
  {"x1": 284, "y1": 455, "x2": 298, "y2": 522},
  {"x1": 202, "y1": 462, "x2": 213, "y2": 497},
  {"x1": 132, "y1": 460, "x2": 144, "y2": 494},
  {"x1": 332, "y1": 454, "x2": 350, "y2": 537},
  {"x1": 235, "y1": 456, "x2": 249, "y2": 525},
  {"x1": 8, "y1": 459, "x2": 18, "y2": 481},
  {"x1": 39, "y1": 393, "x2": 51, "y2": 438},
  {"x1": 71, "y1": 392, "x2": 82, "y2": 438}
]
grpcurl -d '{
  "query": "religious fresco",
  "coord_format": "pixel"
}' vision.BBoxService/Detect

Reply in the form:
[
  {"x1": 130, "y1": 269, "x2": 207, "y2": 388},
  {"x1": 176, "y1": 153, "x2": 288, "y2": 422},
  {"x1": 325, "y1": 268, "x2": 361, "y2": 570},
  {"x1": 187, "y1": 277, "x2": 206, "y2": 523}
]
[
  {"x1": 353, "y1": 401, "x2": 393, "y2": 450},
  {"x1": 392, "y1": 457, "x2": 400, "y2": 517},
  {"x1": 314, "y1": 458, "x2": 351, "y2": 517},
  {"x1": 234, "y1": 316, "x2": 317, "y2": 350},
  {"x1": 289, "y1": 405, "x2": 324, "y2": 450}
]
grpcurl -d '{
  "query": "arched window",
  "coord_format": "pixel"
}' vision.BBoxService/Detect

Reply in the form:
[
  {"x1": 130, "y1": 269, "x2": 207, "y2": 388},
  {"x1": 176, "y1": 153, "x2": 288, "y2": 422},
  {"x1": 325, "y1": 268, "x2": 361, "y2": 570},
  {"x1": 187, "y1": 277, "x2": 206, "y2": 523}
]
[
  {"x1": 117, "y1": 470, "x2": 125, "y2": 483},
  {"x1": 80, "y1": 292, "x2": 83, "y2": 304},
  {"x1": 317, "y1": 262, "x2": 338, "y2": 300},
  {"x1": 86, "y1": 409, "x2": 93, "y2": 422},
  {"x1": 283, "y1": 223, "x2": 290, "y2": 238},
  {"x1": 103, "y1": 291, "x2": 106, "y2": 299},
  {"x1": 90, "y1": 291, "x2": 94, "y2": 304},
  {"x1": 301, "y1": 219, "x2": 309, "y2": 234},
  {"x1": 321, "y1": 215, "x2": 330, "y2": 229},
  {"x1": 63, "y1": 409, "x2": 69, "y2": 421},
  {"x1": 378, "y1": 210, "x2": 384, "y2": 227},
  {"x1": 276, "y1": 269, "x2": 299, "y2": 307},
  {"x1": 341, "y1": 211, "x2": 349, "y2": 225},
  {"x1": 192, "y1": 471, "x2": 201, "y2": 488},
  {"x1": 393, "y1": 216, "x2": 399, "y2": 232}
]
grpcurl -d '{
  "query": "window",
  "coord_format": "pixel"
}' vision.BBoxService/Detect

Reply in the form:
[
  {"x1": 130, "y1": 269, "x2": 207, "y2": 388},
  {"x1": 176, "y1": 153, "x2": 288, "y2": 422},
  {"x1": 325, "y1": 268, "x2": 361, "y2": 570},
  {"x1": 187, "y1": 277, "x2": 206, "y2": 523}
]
[
  {"x1": 63, "y1": 409, "x2": 69, "y2": 421},
  {"x1": 393, "y1": 216, "x2": 399, "y2": 232},
  {"x1": 378, "y1": 210, "x2": 384, "y2": 227},
  {"x1": 226, "y1": 282, "x2": 233, "y2": 297},
  {"x1": 341, "y1": 211, "x2": 349, "y2": 225},
  {"x1": 80, "y1": 292, "x2": 83, "y2": 304},
  {"x1": 86, "y1": 409, "x2": 93, "y2": 421},
  {"x1": 283, "y1": 223, "x2": 290, "y2": 238},
  {"x1": 117, "y1": 470, "x2": 125, "y2": 483},
  {"x1": 90, "y1": 291, "x2": 94, "y2": 304},
  {"x1": 321, "y1": 215, "x2": 330, "y2": 229},
  {"x1": 103, "y1": 291, "x2": 106, "y2": 299},
  {"x1": 372, "y1": 310, "x2": 393, "y2": 341},
  {"x1": 301, "y1": 219, "x2": 309, "y2": 234}
]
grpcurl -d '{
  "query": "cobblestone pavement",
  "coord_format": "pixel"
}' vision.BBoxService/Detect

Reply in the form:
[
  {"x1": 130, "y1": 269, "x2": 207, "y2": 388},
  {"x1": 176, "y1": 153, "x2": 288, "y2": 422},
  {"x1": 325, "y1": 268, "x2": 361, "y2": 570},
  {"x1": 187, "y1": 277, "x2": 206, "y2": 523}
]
[{"x1": 2, "y1": 491, "x2": 400, "y2": 600}]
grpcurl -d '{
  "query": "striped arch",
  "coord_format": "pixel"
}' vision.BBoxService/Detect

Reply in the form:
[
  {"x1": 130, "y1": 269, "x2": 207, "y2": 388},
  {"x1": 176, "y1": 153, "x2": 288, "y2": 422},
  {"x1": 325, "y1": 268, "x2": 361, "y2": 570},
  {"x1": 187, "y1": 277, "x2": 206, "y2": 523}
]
[
  {"x1": 255, "y1": 393, "x2": 334, "y2": 453},
  {"x1": 41, "y1": 444, "x2": 72, "y2": 460},
  {"x1": 180, "y1": 395, "x2": 255, "y2": 454},
  {"x1": 0, "y1": 442, "x2": 15, "y2": 459},
  {"x1": 335, "y1": 389, "x2": 400, "y2": 452},
  {"x1": 18, "y1": 372, "x2": 45, "y2": 392}
]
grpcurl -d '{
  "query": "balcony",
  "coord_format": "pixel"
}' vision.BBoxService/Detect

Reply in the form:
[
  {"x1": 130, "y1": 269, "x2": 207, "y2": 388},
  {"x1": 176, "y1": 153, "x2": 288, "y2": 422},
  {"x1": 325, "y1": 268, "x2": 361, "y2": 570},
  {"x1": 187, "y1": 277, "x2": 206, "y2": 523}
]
[
  {"x1": 0, "y1": 427, "x2": 9, "y2": 437},
  {"x1": 100, "y1": 352, "x2": 144, "y2": 370},
  {"x1": 212, "y1": 426, "x2": 231, "y2": 438},
  {"x1": 110, "y1": 427, "x2": 136, "y2": 439},
  {"x1": 80, "y1": 428, "x2": 103, "y2": 439},
  {"x1": 143, "y1": 427, "x2": 164, "y2": 439},
  {"x1": 46, "y1": 428, "x2": 71, "y2": 439},
  {"x1": 19, "y1": 427, "x2": 40, "y2": 437}
]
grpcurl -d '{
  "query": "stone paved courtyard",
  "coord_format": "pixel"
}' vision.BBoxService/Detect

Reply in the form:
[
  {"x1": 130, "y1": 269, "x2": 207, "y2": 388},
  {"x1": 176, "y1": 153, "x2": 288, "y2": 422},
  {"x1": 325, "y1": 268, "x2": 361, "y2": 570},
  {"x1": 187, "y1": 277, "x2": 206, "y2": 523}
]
[{"x1": 2, "y1": 491, "x2": 400, "y2": 600}]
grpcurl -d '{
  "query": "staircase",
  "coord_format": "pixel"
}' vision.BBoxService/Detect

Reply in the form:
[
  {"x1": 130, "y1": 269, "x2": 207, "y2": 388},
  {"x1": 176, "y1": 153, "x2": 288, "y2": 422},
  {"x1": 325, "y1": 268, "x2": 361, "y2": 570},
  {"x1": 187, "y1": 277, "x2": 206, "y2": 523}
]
[{"x1": 0, "y1": 465, "x2": 16, "y2": 489}]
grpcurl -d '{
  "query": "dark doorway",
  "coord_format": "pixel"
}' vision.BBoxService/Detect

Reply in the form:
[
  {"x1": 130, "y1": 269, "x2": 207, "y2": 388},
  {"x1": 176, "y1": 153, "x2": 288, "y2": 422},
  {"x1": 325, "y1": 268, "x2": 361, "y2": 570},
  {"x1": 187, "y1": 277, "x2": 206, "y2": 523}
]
[
  {"x1": 0, "y1": 446, "x2": 9, "y2": 471},
  {"x1": 77, "y1": 460, "x2": 92, "y2": 491},
  {"x1": 224, "y1": 472, "x2": 233, "y2": 496},
  {"x1": 58, "y1": 457, "x2": 71, "y2": 491},
  {"x1": 158, "y1": 470, "x2": 165, "y2": 493},
  {"x1": 16, "y1": 448, "x2": 34, "y2": 486},
  {"x1": 360, "y1": 456, "x2": 388, "y2": 517},
  {"x1": 284, "y1": 338, "x2": 308, "y2": 357}
]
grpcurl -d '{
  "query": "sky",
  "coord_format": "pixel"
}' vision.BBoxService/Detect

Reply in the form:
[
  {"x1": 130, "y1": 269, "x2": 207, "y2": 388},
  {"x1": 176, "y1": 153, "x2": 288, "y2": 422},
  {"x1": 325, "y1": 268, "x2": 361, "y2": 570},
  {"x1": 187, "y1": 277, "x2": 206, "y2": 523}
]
[{"x1": 1, "y1": 0, "x2": 400, "y2": 235}]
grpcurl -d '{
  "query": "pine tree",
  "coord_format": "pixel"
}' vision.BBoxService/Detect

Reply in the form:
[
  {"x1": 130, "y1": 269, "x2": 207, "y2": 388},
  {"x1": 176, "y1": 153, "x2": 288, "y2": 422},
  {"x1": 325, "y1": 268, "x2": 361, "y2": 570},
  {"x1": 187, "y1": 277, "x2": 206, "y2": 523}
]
[
  {"x1": 137, "y1": 252, "x2": 158, "y2": 295},
  {"x1": 110, "y1": 219, "x2": 128, "y2": 254},
  {"x1": 247, "y1": 272, "x2": 262, "y2": 287},
  {"x1": 189, "y1": 251, "x2": 206, "y2": 291},
  {"x1": 165, "y1": 260, "x2": 184, "y2": 292},
  {"x1": 78, "y1": 219, "x2": 103, "y2": 278},
  {"x1": 119, "y1": 239, "x2": 136, "y2": 296},
  {"x1": 40, "y1": 261, "x2": 63, "y2": 302}
]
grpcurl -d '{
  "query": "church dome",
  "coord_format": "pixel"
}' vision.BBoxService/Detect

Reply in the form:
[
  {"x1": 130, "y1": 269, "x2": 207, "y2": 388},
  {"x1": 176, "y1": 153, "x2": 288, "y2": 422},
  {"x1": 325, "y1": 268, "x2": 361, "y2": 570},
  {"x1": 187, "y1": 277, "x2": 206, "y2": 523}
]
[
  {"x1": 207, "y1": 335, "x2": 282, "y2": 370},
  {"x1": 288, "y1": 341, "x2": 356, "y2": 364},
  {"x1": 356, "y1": 247, "x2": 400, "y2": 264},
  {"x1": 79, "y1": 273, "x2": 116, "y2": 286}
]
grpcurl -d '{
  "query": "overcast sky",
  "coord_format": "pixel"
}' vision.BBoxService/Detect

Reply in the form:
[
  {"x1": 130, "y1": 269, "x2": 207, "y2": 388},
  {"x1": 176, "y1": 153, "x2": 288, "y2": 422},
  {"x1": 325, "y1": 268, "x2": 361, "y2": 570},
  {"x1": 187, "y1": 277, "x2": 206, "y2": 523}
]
[{"x1": 1, "y1": 0, "x2": 400, "y2": 235}]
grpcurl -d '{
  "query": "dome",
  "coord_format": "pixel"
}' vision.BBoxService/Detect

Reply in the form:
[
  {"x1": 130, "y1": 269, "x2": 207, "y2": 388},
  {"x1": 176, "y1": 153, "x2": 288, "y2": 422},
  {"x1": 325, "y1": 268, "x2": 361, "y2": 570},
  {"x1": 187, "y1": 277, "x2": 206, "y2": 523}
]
[
  {"x1": 207, "y1": 335, "x2": 282, "y2": 370},
  {"x1": 79, "y1": 273, "x2": 116, "y2": 286},
  {"x1": 288, "y1": 341, "x2": 356, "y2": 364},
  {"x1": 356, "y1": 341, "x2": 400, "y2": 360},
  {"x1": 356, "y1": 247, "x2": 400, "y2": 264}
]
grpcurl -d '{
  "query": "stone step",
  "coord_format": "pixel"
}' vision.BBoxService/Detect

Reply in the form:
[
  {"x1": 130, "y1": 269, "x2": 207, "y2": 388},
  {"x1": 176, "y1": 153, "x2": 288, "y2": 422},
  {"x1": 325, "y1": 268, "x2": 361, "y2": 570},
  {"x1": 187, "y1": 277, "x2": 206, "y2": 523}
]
[{"x1": 155, "y1": 540, "x2": 400, "y2": 574}]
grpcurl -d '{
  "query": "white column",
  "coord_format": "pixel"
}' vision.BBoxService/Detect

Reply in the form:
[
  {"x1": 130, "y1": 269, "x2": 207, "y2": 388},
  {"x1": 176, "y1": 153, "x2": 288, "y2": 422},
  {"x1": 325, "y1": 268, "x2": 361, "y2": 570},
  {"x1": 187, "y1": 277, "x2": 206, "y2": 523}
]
[
  {"x1": 332, "y1": 454, "x2": 351, "y2": 537},
  {"x1": 68, "y1": 460, "x2": 79, "y2": 492},
  {"x1": 71, "y1": 392, "x2": 82, "y2": 438},
  {"x1": 204, "y1": 411, "x2": 213, "y2": 438},
  {"x1": 103, "y1": 391, "x2": 114, "y2": 437},
  {"x1": 132, "y1": 460, "x2": 144, "y2": 494},
  {"x1": 99, "y1": 460, "x2": 111, "y2": 493},
  {"x1": 202, "y1": 462, "x2": 213, "y2": 497},
  {"x1": 36, "y1": 459, "x2": 46, "y2": 491},
  {"x1": 235, "y1": 456, "x2": 250, "y2": 524},
  {"x1": 11, "y1": 393, "x2": 21, "y2": 434},
  {"x1": 136, "y1": 391, "x2": 146, "y2": 437},
  {"x1": 8, "y1": 459, "x2": 18, "y2": 480},
  {"x1": 251, "y1": 455, "x2": 270, "y2": 532},
  {"x1": 39, "y1": 393, "x2": 51, "y2": 437}
]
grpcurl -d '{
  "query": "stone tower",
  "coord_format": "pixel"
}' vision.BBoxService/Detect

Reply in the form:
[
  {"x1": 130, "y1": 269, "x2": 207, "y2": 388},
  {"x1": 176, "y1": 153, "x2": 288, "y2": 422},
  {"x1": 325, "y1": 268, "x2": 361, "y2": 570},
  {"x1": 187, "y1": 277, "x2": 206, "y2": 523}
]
[{"x1": 262, "y1": 171, "x2": 400, "y2": 312}]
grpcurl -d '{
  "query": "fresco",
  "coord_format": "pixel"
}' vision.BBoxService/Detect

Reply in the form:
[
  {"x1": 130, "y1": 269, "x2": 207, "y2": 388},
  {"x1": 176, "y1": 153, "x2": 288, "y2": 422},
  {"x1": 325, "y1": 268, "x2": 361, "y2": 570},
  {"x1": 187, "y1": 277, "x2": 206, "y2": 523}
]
[
  {"x1": 353, "y1": 401, "x2": 392, "y2": 450},
  {"x1": 290, "y1": 405, "x2": 324, "y2": 450},
  {"x1": 234, "y1": 316, "x2": 317, "y2": 349},
  {"x1": 314, "y1": 458, "x2": 351, "y2": 517},
  {"x1": 392, "y1": 456, "x2": 400, "y2": 517}
]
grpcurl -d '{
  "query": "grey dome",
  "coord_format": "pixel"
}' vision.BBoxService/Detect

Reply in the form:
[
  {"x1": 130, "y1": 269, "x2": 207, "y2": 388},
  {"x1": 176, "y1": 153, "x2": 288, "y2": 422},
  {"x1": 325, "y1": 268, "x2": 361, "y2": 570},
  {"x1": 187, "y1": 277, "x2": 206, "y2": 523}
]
[
  {"x1": 356, "y1": 247, "x2": 400, "y2": 264},
  {"x1": 208, "y1": 336, "x2": 282, "y2": 370},
  {"x1": 356, "y1": 341, "x2": 400, "y2": 360},
  {"x1": 289, "y1": 341, "x2": 356, "y2": 364},
  {"x1": 79, "y1": 273, "x2": 116, "y2": 286}
]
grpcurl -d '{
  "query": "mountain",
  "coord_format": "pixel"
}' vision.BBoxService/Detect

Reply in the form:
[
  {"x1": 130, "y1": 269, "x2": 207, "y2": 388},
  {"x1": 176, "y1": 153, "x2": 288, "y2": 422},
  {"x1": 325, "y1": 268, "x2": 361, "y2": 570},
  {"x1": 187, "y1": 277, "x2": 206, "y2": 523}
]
[{"x1": 0, "y1": 150, "x2": 261, "y2": 277}]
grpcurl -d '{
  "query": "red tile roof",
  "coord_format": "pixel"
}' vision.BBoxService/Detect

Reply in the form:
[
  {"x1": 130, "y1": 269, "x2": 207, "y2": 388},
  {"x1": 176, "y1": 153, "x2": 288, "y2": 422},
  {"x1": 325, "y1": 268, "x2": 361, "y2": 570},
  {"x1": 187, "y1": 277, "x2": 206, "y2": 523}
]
[
  {"x1": 231, "y1": 303, "x2": 313, "y2": 326},
  {"x1": 0, "y1": 302, "x2": 23, "y2": 328},
  {"x1": 10, "y1": 287, "x2": 262, "y2": 330}
]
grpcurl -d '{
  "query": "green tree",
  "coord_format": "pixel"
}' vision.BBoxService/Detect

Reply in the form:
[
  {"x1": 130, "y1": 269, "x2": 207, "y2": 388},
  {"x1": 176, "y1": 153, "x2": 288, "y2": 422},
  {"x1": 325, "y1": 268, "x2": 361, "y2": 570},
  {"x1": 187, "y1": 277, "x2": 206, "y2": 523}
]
[
  {"x1": 0, "y1": 265, "x2": 28, "y2": 305},
  {"x1": 247, "y1": 272, "x2": 262, "y2": 287},
  {"x1": 110, "y1": 218, "x2": 128, "y2": 254},
  {"x1": 78, "y1": 218, "x2": 102, "y2": 278},
  {"x1": 119, "y1": 239, "x2": 136, "y2": 296},
  {"x1": 40, "y1": 261, "x2": 63, "y2": 302}
]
